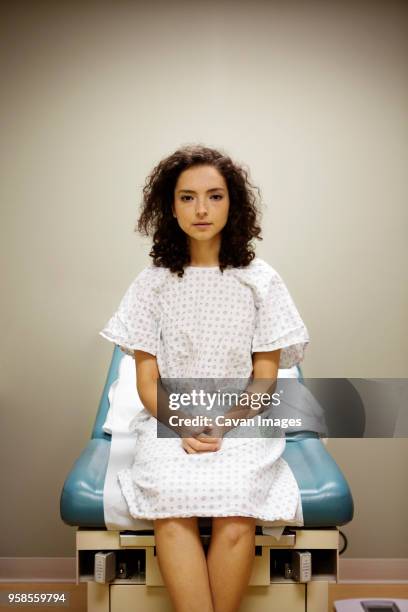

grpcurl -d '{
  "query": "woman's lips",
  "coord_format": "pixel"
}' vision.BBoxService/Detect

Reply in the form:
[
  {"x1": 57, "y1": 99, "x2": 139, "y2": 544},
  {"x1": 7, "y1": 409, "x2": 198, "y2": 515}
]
[{"x1": 193, "y1": 223, "x2": 212, "y2": 227}]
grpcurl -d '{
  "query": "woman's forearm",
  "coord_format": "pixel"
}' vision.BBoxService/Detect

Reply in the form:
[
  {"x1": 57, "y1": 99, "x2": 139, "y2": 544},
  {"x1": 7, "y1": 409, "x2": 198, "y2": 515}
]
[
  {"x1": 137, "y1": 378, "x2": 176, "y2": 421},
  {"x1": 137, "y1": 377, "x2": 159, "y2": 418},
  {"x1": 220, "y1": 377, "x2": 278, "y2": 433},
  {"x1": 137, "y1": 378, "x2": 202, "y2": 438}
]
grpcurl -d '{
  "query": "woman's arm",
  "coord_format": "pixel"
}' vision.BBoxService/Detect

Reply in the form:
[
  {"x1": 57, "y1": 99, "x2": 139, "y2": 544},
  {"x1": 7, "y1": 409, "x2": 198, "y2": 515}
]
[
  {"x1": 134, "y1": 350, "x2": 161, "y2": 418},
  {"x1": 205, "y1": 349, "x2": 282, "y2": 437},
  {"x1": 225, "y1": 348, "x2": 281, "y2": 419},
  {"x1": 134, "y1": 350, "x2": 219, "y2": 452},
  {"x1": 134, "y1": 350, "x2": 188, "y2": 426},
  {"x1": 252, "y1": 348, "x2": 281, "y2": 381}
]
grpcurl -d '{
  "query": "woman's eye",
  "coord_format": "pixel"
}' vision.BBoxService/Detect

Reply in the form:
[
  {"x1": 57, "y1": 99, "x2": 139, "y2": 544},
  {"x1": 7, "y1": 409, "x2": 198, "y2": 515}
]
[{"x1": 180, "y1": 194, "x2": 223, "y2": 202}]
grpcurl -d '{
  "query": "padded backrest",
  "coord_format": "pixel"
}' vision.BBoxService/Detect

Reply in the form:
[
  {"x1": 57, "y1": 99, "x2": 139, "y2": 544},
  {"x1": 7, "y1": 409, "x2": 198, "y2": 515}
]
[
  {"x1": 92, "y1": 345, "x2": 306, "y2": 441},
  {"x1": 92, "y1": 345, "x2": 123, "y2": 440}
]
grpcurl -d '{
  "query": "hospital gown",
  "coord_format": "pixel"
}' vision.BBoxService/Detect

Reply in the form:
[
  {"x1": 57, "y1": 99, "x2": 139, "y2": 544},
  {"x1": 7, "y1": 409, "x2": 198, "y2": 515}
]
[{"x1": 99, "y1": 257, "x2": 310, "y2": 523}]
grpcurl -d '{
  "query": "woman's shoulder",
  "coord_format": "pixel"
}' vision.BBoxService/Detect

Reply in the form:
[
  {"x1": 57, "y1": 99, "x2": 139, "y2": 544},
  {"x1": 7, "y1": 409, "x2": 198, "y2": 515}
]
[
  {"x1": 229, "y1": 257, "x2": 283, "y2": 304},
  {"x1": 247, "y1": 256, "x2": 278, "y2": 274},
  {"x1": 232, "y1": 256, "x2": 280, "y2": 282},
  {"x1": 129, "y1": 263, "x2": 169, "y2": 292}
]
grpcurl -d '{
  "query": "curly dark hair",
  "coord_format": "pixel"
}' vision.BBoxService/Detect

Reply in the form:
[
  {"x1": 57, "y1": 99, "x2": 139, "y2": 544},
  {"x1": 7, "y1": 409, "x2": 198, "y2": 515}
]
[{"x1": 135, "y1": 144, "x2": 263, "y2": 278}]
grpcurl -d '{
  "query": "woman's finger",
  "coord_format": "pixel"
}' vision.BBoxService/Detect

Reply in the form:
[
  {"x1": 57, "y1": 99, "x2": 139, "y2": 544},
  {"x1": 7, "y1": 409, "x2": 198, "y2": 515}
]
[
  {"x1": 196, "y1": 435, "x2": 219, "y2": 443},
  {"x1": 181, "y1": 439, "x2": 196, "y2": 454},
  {"x1": 181, "y1": 437, "x2": 221, "y2": 453},
  {"x1": 190, "y1": 437, "x2": 220, "y2": 452}
]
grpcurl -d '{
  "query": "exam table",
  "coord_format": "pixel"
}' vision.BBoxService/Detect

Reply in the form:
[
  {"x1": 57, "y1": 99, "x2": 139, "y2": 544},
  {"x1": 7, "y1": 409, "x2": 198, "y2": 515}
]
[{"x1": 60, "y1": 345, "x2": 354, "y2": 612}]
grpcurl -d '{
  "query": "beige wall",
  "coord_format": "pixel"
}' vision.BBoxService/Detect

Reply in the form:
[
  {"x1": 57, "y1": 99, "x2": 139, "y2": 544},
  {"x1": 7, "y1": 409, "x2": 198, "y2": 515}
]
[{"x1": 0, "y1": 1, "x2": 407, "y2": 558}]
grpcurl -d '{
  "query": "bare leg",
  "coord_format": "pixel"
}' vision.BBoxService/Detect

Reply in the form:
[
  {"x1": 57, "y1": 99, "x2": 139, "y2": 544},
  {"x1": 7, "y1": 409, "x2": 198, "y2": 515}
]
[
  {"x1": 207, "y1": 517, "x2": 256, "y2": 612},
  {"x1": 154, "y1": 517, "x2": 214, "y2": 612}
]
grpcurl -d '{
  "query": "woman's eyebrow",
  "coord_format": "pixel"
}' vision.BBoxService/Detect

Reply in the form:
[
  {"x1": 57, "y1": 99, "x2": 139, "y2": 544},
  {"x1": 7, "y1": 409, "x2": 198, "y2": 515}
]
[{"x1": 177, "y1": 187, "x2": 225, "y2": 194}]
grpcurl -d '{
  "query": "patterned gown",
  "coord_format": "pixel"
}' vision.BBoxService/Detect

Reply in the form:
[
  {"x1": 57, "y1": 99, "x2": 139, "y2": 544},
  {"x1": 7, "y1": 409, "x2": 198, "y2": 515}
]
[{"x1": 99, "y1": 257, "x2": 310, "y2": 524}]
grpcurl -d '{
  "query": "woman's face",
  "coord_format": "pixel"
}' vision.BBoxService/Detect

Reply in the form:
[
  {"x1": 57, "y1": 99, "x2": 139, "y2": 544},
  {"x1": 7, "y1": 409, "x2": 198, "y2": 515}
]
[{"x1": 173, "y1": 165, "x2": 230, "y2": 243}]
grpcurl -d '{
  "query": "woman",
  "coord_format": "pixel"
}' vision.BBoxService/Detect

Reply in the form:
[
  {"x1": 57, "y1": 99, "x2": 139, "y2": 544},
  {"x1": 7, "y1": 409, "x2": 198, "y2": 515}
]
[{"x1": 100, "y1": 144, "x2": 310, "y2": 612}]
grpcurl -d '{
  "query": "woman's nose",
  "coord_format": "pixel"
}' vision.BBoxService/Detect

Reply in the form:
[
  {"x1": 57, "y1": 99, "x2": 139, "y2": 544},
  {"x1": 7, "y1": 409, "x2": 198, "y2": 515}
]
[{"x1": 195, "y1": 199, "x2": 208, "y2": 215}]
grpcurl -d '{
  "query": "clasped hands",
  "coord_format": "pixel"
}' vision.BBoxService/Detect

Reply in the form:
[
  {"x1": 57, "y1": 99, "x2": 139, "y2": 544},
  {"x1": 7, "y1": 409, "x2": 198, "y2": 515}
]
[{"x1": 179, "y1": 421, "x2": 228, "y2": 455}]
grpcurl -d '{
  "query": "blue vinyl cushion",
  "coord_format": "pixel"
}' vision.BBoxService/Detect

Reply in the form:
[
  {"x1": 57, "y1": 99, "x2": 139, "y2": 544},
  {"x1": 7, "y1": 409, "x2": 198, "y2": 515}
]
[{"x1": 60, "y1": 346, "x2": 354, "y2": 528}]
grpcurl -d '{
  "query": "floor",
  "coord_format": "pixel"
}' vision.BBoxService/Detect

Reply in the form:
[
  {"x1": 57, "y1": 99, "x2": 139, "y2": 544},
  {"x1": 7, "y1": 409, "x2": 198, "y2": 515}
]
[{"x1": 328, "y1": 583, "x2": 408, "y2": 610}]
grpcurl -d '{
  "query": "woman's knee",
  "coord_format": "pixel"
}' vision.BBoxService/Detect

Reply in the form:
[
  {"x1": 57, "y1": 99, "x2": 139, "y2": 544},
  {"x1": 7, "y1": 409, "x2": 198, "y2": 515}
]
[
  {"x1": 211, "y1": 517, "x2": 255, "y2": 546},
  {"x1": 154, "y1": 516, "x2": 199, "y2": 539}
]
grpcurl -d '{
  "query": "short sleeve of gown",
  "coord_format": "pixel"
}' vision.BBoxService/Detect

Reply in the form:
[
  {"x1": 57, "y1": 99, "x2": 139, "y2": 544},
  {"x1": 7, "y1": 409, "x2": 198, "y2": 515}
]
[
  {"x1": 251, "y1": 265, "x2": 310, "y2": 369},
  {"x1": 99, "y1": 267, "x2": 161, "y2": 358}
]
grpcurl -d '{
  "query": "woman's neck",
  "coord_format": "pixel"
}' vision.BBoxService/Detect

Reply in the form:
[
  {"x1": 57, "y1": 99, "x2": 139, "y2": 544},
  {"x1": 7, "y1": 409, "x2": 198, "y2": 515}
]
[{"x1": 188, "y1": 238, "x2": 220, "y2": 267}]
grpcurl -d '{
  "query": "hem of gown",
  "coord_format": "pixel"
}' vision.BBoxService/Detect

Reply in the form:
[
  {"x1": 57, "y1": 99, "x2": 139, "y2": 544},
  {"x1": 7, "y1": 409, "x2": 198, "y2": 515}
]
[
  {"x1": 99, "y1": 329, "x2": 157, "y2": 357},
  {"x1": 117, "y1": 468, "x2": 303, "y2": 524}
]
